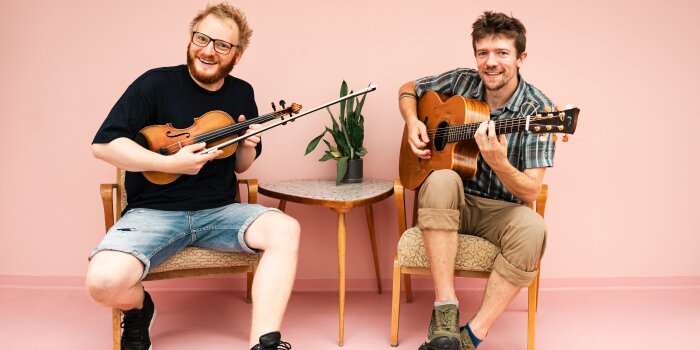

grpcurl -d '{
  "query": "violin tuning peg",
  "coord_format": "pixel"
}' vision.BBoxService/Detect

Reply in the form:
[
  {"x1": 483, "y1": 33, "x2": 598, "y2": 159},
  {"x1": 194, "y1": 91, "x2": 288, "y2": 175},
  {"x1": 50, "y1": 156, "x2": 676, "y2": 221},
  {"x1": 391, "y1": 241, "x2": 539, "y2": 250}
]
[
  {"x1": 279, "y1": 100, "x2": 286, "y2": 109},
  {"x1": 552, "y1": 134, "x2": 558, "y2": 142},
  {"x1": 562, "y1": 135, "x2": 569, "y2": 142},
  {"x1": 271, "y1": 102, "x2": 277, "y2": 111}
]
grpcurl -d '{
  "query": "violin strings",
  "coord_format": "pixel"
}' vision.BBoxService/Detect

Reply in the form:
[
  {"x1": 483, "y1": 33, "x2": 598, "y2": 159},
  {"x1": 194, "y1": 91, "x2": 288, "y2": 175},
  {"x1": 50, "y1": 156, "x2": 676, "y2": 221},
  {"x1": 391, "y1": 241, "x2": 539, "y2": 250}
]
[{"x1": 161, "y1": 110, "x2": 289, "y2": 154}]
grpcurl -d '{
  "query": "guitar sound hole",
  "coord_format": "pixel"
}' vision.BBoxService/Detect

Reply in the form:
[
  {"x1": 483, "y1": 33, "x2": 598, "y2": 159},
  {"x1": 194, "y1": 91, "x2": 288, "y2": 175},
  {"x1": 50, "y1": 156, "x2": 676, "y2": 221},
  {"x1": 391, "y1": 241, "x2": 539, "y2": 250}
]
[{"x1": 433, "y1": 121, "x2": 449, "y2": 152}]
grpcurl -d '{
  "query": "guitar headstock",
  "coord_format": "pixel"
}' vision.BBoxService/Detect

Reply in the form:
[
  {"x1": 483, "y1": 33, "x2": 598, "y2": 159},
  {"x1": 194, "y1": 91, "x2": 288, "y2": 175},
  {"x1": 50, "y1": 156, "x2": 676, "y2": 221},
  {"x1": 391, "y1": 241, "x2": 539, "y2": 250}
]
[{"x1": 527, "y1": 106, "x2": 579, "y2": 141}]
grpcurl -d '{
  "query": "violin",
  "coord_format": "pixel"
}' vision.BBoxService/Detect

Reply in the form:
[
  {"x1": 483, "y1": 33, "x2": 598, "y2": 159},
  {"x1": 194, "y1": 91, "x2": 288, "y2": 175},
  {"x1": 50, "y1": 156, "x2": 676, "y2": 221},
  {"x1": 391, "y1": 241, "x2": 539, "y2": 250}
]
[{"x1": 137, "y1": 102, "x2": 302, "y2": 185}]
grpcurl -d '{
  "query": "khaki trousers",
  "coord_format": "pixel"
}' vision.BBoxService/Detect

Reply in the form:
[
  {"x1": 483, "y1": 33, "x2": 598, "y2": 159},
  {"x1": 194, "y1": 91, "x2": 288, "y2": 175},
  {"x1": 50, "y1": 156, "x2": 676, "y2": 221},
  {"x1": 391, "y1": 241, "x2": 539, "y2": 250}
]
[{"x1": 417, "y1": 169, "x2": 546, "y2": 287}]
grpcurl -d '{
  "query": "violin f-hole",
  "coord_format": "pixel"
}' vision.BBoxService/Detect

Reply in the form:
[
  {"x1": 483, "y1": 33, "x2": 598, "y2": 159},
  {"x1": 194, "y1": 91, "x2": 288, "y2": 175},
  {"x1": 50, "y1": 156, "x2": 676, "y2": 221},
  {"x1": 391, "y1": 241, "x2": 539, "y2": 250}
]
[{"x1": 166, "y1": 131, "x2": 191, "y2": 138}]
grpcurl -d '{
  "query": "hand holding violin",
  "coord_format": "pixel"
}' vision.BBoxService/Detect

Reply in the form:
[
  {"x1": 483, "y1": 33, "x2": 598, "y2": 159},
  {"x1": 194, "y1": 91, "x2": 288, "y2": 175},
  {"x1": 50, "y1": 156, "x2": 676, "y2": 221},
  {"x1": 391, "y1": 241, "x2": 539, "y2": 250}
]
[{"x1": 164, "y1": 142, "x2": 222, "y2": 176}]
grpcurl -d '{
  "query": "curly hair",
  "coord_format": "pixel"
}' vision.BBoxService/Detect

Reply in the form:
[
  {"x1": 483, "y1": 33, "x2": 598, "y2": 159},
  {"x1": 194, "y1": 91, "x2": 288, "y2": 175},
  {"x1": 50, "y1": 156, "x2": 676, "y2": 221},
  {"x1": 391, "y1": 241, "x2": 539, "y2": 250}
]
[
  {"x1": 471, "y1": 11, "x2": 526, "y2": 56},
  {"x1": 190, "y1": 2, "x2": 253, "y2": 51}
]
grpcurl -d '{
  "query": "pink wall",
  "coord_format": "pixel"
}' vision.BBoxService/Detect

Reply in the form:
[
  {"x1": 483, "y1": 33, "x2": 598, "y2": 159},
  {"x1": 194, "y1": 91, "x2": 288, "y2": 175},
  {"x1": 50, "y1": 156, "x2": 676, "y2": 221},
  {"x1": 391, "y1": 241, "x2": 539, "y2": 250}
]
[{"x1": 1, "y1": 0, "x2": 698, "y2": 282}]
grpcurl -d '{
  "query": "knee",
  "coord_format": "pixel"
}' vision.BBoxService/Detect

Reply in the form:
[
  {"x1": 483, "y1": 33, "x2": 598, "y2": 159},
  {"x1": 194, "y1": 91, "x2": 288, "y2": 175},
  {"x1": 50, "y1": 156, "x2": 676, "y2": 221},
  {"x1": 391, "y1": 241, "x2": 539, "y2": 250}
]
[
  {"x1": 85, "y1": 260, "x2": 138, "y2": 306},
  {"x1": 419, "y1": 170, "x2": 463, "y2": 209},
  {"x1": 280, "y1": 215, "x2": 301, "y2": 250},
  {"x1": 267, "y1": 214, "x2": 301, "y2": 252}
]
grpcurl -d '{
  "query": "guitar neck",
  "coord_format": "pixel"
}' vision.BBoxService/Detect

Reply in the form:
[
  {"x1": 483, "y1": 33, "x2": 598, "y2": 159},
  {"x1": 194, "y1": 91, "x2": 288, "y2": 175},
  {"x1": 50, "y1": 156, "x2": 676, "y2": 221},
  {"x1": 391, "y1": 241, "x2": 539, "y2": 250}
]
[
  {"x1": 446, "y1": 116, "x2": 529, "y2": 143},
  {"x1": 194, "y1": 111, "x2": 285, "y2": 144}
]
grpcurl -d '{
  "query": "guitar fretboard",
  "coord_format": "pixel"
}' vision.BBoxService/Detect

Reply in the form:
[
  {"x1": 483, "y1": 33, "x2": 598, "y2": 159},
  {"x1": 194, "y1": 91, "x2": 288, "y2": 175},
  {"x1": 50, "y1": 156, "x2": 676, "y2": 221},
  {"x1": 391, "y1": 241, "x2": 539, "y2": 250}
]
[{"x1": 445, "y1": 116, "x2": 529, "y2": 143}]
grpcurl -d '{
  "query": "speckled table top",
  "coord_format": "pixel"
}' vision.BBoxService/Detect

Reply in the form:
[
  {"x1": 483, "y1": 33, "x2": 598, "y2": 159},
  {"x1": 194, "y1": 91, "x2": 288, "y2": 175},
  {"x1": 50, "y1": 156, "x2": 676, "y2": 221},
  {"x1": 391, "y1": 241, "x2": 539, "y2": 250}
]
[{"x1": 258, "y1": 178, "x2": 394, "y2": 207}]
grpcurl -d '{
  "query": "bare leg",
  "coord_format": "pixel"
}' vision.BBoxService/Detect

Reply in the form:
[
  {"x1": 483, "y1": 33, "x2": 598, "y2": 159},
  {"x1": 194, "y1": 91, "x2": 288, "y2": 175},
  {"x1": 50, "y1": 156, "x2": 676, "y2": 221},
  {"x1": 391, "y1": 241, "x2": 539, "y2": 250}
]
[
  {"x1": 423, "y1": 229, "x2": 459, "y2": 302},
  {"x1": 85, "y1": 250, "x2": 145, "y2": 310},
  {"x1": 468, "y1": 270, "x2": 520, "y2": 339},
  {"x1": 244, "y1": 211, "x2": 300, "y2": 347}
]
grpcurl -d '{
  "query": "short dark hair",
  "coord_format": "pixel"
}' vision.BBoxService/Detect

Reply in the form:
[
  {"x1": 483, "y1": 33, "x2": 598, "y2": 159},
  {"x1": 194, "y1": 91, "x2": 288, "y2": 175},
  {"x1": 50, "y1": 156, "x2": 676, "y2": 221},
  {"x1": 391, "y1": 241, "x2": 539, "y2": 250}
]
[{"x1": 471, "y1": 11, "x2": 527, "y2": 56}]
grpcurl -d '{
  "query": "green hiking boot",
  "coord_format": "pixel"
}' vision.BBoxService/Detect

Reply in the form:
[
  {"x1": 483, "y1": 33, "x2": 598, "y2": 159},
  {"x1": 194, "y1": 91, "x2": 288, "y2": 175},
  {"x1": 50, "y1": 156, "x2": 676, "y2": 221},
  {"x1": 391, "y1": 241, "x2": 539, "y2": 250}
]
[
  {"x1": 419, "y1": 304, "x2": 461, "y2": 350},
  {"x1": 459, "y1": 326, "x2": 477, "y2": 350}
]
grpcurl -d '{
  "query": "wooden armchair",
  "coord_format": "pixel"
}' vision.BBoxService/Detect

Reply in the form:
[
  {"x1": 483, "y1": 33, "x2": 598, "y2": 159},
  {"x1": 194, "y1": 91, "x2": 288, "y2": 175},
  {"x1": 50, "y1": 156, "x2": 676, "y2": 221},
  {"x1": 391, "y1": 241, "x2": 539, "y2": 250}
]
[
  {"x1": 99, "y1": 170, "x2": 260, "y2": 350},
  {"x1": 390, "y1": 180, "x2": 548, "y2": 349}
]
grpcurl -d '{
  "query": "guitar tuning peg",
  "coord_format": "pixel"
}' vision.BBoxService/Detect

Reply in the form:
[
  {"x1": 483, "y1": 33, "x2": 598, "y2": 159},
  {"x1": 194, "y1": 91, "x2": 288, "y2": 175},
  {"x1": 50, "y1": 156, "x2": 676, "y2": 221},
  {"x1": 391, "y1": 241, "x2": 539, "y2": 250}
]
[
  {"x1": 279, "y1": 100, "x2": 286, "y2": 109},
  {"x1": 552, "y1": 134, "x2": 558, "y2": 142},
  {"x1": 539, "y1": 135, "x2": 547, "y2": 142},
  {"x1": 271, "y1": 102, "x2": 277, "y2": 111},
  {"x1": 562, "y1": 135, "x2": 569, "y2": 142}
]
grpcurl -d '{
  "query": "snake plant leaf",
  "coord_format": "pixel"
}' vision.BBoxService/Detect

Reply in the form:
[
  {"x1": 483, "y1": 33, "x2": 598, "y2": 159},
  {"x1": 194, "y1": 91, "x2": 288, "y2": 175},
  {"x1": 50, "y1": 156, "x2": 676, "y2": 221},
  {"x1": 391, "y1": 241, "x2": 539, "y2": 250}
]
[
  {"x1": 323, "y1": 139, "x2": 340, "y2": 154},
  {"x1": 345, "y1": 91, "x2": 355, "y2": 126},
  {"x1": 336, "y1": 156, "x2": 349, "y2": 185},
  {"x1": 305, "y1": 130, "x2": 327, "y2": 155},
  {"x1": 327, "y1": 127, "x2": 350, "y2": 156},
  {"x1": 319, "y1": 151, "x2": 335, "y2": 162},
  {"x1": 339, "y1": 81, "x2": 348, "y2": 122},
  {"x1": 355, "y1": 93, "x2": 367, "y2": 119}
]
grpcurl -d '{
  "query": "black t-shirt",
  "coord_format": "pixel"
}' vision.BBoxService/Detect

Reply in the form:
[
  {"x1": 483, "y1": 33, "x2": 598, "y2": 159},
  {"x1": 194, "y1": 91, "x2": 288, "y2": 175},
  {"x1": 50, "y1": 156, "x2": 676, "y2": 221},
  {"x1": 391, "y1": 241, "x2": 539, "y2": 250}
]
[{"x1": 93, "y1": 65, "x2": 261, "y2": 212}]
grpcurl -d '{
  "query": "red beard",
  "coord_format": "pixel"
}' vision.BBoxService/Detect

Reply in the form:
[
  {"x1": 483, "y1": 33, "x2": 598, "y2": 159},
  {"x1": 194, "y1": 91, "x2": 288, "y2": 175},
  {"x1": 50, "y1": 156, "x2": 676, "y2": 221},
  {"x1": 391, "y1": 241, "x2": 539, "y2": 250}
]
[{"x1": 186, "y1": 45, "x2": 236, "y2": 86}]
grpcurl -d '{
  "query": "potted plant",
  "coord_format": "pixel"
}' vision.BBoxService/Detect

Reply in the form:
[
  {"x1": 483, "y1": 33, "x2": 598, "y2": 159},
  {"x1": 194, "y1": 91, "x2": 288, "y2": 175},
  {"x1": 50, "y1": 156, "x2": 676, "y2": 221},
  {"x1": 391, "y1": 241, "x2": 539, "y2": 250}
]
[{"x1": 305, "y1": 81, "x2": 368, "y2": 184}]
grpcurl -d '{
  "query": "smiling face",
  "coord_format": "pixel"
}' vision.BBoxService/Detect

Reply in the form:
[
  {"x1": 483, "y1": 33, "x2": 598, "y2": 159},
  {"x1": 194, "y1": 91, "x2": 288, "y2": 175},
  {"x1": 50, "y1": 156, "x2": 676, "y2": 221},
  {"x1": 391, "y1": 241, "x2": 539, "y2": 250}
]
[
  {"x1": 474, "y1": 34, "x2": 526, "y2": 94},
  {"x1": 186, "y1": 14, "x2": 242, "y2": 90}
]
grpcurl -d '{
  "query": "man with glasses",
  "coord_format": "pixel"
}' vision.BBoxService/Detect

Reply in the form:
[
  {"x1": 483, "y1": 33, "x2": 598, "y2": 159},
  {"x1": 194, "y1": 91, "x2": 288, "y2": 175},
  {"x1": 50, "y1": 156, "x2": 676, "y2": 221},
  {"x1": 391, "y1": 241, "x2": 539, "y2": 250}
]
[{"x1": 87, "y1": 3, "x2": 298, "y2": 350}]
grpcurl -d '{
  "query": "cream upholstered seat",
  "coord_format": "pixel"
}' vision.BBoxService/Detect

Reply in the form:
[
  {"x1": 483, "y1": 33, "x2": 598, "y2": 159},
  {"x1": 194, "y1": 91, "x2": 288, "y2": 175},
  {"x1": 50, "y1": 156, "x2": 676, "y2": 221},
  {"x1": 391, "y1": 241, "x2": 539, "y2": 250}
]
[
  {"x1": 99, "y1": 170, "x2": 260, "y2": 350},
  {"x1": 397, "y1": 227, "x2": 500, "y2": 271},
  {"x1": 390, "y1": 180, "x2": 547, "y2": 350}
]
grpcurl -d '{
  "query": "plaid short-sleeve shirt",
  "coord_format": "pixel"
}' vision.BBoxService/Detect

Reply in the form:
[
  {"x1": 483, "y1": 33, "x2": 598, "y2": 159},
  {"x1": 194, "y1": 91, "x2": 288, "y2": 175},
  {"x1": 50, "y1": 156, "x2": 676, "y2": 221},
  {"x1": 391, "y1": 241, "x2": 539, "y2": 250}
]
[{"x1": 415, "y1": 68, "x2": 556, "y2": 204}]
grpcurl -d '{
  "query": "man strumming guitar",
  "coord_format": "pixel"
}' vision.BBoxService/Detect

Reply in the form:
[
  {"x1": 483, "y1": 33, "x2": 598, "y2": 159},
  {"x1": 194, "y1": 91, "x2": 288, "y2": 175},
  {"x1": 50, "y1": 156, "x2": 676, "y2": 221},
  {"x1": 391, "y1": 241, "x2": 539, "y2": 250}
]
[{"x1": 398, "y1": 11, "x2": 558, "y2": 350}]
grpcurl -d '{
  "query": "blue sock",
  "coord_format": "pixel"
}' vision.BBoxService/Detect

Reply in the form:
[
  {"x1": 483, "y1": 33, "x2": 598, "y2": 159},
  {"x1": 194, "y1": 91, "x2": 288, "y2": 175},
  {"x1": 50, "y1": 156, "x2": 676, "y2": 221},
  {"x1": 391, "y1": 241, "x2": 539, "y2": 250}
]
[{"x1": 463, "y1": 323, "x2": 482, "y2": 348}]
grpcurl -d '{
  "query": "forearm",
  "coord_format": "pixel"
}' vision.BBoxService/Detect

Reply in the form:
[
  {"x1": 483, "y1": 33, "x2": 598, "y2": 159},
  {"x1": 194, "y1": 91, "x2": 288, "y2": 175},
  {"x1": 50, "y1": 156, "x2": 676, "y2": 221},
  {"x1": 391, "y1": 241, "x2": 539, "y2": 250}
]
[
  {"x1": 492, "y1": 166, "x2": 545, "y2": 204},
  {"x1": 235, "y1": 146, "x2": 257, "y2": 173},
  {"x1": 398, "y1": 81, "x2": 419, "y2": 124},
  {"x1": 92, "y1": 138, "x2": 168, "y2": 172}
]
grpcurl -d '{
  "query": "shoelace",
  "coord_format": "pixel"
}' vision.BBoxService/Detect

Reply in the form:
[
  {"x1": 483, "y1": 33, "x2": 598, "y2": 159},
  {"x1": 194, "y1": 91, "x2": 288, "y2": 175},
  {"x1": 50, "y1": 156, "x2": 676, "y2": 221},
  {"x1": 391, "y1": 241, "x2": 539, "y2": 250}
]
[
  {"x1": 437, "y1": 308, "x2": 456, "y2": 331},
  {"x1": 275, "y1": 341, "x2": 292, "y2": 350},
  {"x1": 121, "y1": 313, "x2": 149, "y2": 345}
]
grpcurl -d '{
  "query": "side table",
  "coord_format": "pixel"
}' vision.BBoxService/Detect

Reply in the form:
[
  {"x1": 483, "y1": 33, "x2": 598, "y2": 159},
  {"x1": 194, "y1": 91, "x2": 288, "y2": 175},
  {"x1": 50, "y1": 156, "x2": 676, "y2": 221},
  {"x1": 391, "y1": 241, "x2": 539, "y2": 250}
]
[{"x1": 258, "y1": 179, "x2": 394, "y2": 346}]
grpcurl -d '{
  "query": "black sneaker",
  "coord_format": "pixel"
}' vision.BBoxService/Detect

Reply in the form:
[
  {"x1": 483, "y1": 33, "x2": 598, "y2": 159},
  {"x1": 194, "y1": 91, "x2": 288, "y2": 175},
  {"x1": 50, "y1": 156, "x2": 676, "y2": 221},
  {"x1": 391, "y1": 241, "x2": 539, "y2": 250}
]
[
  {"x1": 250, "y1": 331, "x2": 292, "y2": 350},
  {"x1": 121, "y1": 291, "x2": 156, "y2": 350}
]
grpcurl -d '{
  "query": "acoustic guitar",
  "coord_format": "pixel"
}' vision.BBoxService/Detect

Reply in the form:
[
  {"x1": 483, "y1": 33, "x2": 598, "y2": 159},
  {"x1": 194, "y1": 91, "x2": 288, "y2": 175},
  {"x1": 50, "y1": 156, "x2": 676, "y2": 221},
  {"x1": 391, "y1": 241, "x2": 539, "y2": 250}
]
[{"x1": 399, "y1": 91, "x2": 579, "y2": 190}]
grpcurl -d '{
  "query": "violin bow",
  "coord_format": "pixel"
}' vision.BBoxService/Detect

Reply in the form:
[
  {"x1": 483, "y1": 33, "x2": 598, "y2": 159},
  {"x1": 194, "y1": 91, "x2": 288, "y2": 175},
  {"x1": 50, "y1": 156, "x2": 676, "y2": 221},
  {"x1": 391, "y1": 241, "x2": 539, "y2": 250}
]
[{"x1": 199, "y1": 84, "x2": 378, "y2": 154}]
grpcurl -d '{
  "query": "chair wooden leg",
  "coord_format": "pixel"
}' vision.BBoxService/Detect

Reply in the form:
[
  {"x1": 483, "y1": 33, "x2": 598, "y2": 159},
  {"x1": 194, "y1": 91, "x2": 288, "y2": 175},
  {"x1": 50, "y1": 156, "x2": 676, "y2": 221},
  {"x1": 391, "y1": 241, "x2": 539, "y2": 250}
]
[
  {"x1": 527, "y1": 280, "x2": 537, "y2": 350},
  {"x1": 535, "y1": 265, "x2": 541, "y2": 312},
  {"x1": 112, "y1": 308, "x2": 121, "y2": 350},
  {"x1": 246, "y1": 270, "x2": 254, "y2": 304},
  {"x1": 404, "y1": 274, "x2": 413, "y2": 303},
  {"x1": 390, "y1": 259, "x2": 401, "y2": 346}
]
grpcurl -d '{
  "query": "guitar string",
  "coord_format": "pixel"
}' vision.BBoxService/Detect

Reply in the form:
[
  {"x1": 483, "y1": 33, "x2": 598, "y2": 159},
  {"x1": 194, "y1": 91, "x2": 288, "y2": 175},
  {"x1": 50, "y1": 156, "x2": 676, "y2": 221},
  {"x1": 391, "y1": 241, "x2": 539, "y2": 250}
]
[{"x1": 424, "y1": 114, "x2": 564, "y2": 140}]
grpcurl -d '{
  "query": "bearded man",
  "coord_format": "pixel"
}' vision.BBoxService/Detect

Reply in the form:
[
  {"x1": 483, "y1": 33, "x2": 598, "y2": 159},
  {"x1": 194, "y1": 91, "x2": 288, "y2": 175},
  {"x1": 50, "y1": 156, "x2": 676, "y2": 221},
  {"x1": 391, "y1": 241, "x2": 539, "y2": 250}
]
[{"x1": 87, "y1": 3, "x2": 298, "y2": 349}]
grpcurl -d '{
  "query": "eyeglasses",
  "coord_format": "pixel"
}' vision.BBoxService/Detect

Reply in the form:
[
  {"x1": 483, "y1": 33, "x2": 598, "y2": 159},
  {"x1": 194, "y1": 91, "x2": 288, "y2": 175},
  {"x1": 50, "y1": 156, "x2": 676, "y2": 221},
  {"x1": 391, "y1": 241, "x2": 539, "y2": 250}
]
[{"x1": 191, "y1": 32, "x2": 239, "y2": 55}]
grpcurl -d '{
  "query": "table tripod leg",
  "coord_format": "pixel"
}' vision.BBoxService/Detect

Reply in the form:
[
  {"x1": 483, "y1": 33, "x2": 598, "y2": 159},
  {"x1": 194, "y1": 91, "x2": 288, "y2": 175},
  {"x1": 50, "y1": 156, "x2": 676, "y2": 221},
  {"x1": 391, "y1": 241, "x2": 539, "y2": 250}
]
[
  {"x1": 337, "y1": 211, "x2": 347, "y2": 346},
  {"x1": 365, "y1": 205, "x2": 382, "y2": 294}
]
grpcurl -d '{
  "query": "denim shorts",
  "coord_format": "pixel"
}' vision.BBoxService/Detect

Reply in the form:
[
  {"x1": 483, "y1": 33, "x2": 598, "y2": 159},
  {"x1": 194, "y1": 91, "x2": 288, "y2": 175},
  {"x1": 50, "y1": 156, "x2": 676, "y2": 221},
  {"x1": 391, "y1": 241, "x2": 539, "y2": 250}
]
[{"x1": 89, "y1": 203, "x2": 280, "y2": 280}]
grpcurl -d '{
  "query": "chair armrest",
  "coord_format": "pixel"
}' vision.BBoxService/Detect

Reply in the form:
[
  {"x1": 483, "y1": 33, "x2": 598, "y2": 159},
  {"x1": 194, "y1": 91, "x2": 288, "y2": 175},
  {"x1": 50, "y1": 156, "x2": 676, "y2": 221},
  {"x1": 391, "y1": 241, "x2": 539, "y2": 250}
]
[
  {"x1": 238, "y1": 179, "x2": 259, "y2": 204},
  {"x1": 100, "y1": 183, "x2": 117, "y2": 232},
  {"x1": 394, "y1": 180, "x2": 407, "y2": 237}
]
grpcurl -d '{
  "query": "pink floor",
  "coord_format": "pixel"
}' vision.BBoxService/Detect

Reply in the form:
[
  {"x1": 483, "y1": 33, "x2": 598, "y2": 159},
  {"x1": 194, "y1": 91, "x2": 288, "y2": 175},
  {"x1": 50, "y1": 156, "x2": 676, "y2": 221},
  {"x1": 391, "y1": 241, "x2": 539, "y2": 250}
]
[{"x1": 1, "y1": 282, "x2": 698, "y2": 349}]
